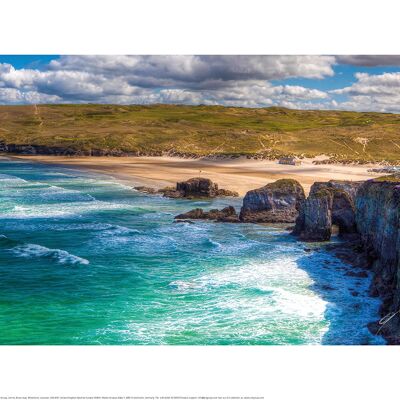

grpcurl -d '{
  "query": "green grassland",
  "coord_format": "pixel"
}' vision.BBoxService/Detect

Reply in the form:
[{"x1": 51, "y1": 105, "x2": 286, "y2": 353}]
[{"x1": 1, "y1": 104, "x2": 400, "y2": 162}]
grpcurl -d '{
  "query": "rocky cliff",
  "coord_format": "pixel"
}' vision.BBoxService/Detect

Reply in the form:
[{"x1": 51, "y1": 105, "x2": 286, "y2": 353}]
[
  {"x1": 239, "y1": 179, "x2": 305, "y2": 223},
  {"x1": 293, "y1": 180, "x2": 359, "y2": 241},
  {"x1": 291, "y1": 176, "x2": 400, "y2": 343},
  {"x1": 355, "y1": 176, "x2": 400, "y2": 343}
]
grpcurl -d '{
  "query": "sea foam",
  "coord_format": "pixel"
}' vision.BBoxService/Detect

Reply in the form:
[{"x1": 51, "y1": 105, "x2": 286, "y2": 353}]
[{"x1": 10, "y1": 243, "x2": 89, "y2": 266}]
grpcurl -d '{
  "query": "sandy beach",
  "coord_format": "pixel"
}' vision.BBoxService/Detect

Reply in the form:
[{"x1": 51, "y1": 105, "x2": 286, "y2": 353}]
[{"x1": 7, "y1": 155, "x2": 385, "y2": 195}]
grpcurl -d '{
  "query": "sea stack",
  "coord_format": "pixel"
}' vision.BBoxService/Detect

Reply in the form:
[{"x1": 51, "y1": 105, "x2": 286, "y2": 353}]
[
  {"x1": 239, "y1": 179, "x2": 305, "y2": 223},
  {"x1": 163, "y1": 177, "x2": 239, "y2": 199},
  {"x1": 292, "y1": 180, "x2": 359, "y2": 241}
]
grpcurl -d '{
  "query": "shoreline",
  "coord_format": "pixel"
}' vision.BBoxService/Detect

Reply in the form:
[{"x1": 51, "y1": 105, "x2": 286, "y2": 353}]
[
  {"x1": 0, "y1": 153, "x2": 388, "y2": 344},
  {"x1": 3, "y1": 154, "x2": 385, "y2": 195}
]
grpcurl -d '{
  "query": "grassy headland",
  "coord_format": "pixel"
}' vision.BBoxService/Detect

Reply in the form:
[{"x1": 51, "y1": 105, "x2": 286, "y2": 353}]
[{"x1": 1, "y1": 104, "x2": 400, "y2": 163}]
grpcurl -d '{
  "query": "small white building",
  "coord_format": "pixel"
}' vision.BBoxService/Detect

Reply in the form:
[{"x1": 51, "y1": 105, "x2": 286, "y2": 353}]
[{"x1": 278, "y1": 157, "x2": 301, "y2": 166}]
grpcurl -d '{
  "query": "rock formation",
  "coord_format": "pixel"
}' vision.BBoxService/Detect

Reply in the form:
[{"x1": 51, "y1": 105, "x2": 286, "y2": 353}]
[
  {"x1": 354, "y1": 175, "x2": 400, "y2": 343},
  {"x1": 134, "y1": 186, "x2": 158, "y2": 194},
  {"x1": 133, "y1": 179, "x2": 239, "y2": 198},
  {"x1": 293, "y1": 180, "x2": 359, "y2": 241},
  {"x1": 174, "y1": 206, "x2": 239, "y2": 222},
  {"x1": 239, "y1": 179, "x2": 305, "y2": 223},
  {"x1": 162, "y1": 178, "x2": 239, "y2": 199}
]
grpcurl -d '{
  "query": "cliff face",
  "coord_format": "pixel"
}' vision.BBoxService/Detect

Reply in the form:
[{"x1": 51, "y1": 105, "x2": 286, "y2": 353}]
[
  {"x1": 293, "y1": 180, "x2": 359, "y2": 241},
  {"x1": 239, "y1": 179, "x2": 305, "y2": 223},
  {"x1": 293, "y1": 187, "x2": 333, "y2": 241},
  {"x1": 355, "y1": 177, "x2": 400, "y2": 343}
]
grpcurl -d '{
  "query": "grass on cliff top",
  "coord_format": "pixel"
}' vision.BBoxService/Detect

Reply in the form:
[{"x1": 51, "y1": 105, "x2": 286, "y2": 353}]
[
  {"x1": 1, "y1": 104, "x2": 400, "y2": 162},
  {"x1": 267, "y1": 179, "x2": 302, "y2": 188},
  {"x1": 373, "y1": 174, "x2": 400, "y2": 182}
]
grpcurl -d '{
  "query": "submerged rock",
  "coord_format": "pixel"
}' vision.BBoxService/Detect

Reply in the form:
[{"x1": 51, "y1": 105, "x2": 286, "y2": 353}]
[
  {"x1": 162, "y1": 177, "x2": 238, "y2": 199},
  {"x1": 239, "y1": 179, "x2": 305, "y2": 223},
  {"x1": 174, "y1": 206, "x2": 239, "y2": 222}
]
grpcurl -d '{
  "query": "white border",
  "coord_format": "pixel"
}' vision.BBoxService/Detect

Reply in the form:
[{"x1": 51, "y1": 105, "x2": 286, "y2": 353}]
[
  {"x1": 0, "y1": 0, "x2": 399, "y2": 54},
  {"x1": 1, "y1": 1, "x2": 400, "y2": 398},
  {"x1": 0, "y1": 346, "x2": 399, "y2": 398}
]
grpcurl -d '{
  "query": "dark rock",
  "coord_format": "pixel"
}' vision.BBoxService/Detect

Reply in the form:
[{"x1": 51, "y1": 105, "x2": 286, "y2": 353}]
[
  {"x1": 162, "y1": 178, "x2": 237, "y2": 199},
  {"x1": 176, "y1": 177, "x2": 217, "y2": 198},
  {"x1": 239, "y1": 179, "x2": 305, "y2": 223},
  {"x1": 216, "y1": 188, "x2": 239, "y2": 197},
  {"x1": 293, "y1": 180, "x2": 359, "y2": 241},
  {"x1": 355, "y1": 175, "x2": 400, "y2": 343},
  {"x1": 175, "y1": 208, "x2": 205, "y2": 219},
  {"x1": 162, "y1": 189, "x2": 184, "y2": 198},
  {"x1": 157, "y1": 186, "x2": 175, "y2": 193},
  {"x1": 134, "y1": 186, "x2": 157, "y2": 194},
  {"x1": 345, "y1": 270, "x2": 368, "y2": 278},
  {"x1": 174, "y1": 206, "x2": 239, "y2": 222},
  {"x1": 321, "y1": 284, "x2": 335, "y2": 291}
]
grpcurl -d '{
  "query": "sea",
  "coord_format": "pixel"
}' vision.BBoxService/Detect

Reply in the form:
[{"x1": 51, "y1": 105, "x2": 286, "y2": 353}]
[{"x1": 0, "y1": 156, "x2": 385, "y2": 345}]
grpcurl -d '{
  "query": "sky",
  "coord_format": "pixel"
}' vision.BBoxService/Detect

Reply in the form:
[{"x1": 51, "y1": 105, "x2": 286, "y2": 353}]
[{"x1": 0, "y1": 55, "x2": 400, "y2": 112}]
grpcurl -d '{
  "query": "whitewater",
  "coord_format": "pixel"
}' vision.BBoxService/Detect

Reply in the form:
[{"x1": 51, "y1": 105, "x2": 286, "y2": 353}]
[{"x1": 0, "y1": 156, "x2": 384, "y2": 344}]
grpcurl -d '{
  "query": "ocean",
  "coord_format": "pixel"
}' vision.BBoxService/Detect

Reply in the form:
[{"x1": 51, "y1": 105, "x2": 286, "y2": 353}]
[{"x1": 0, "y1": 156, "x2": 384, "y2": 345}]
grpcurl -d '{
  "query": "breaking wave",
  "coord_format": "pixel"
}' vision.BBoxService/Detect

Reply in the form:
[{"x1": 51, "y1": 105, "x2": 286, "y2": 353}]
[{"x1": 10, "y1": 243, "x2": 89, "y2": 266}]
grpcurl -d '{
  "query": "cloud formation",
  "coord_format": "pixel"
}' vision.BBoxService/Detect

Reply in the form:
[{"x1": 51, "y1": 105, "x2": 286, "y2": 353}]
[
  {"x1": 0, "y1": 55, "x2": 399, "y2": 112},
  {"x1": 331, "y1": 72, "x2": 400, "y2": 112},
  {"x1": 336, "y1": 55, "x2": 400, "y2": 66},
  {"x1": 0, "y1": 55, "x2": 336, "y2": 107}
]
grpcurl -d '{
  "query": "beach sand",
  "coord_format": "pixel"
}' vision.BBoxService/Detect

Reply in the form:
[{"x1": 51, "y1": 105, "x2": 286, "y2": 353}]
[{"x1": 8, "y1": 155, "x2": 384, "y2": 195}]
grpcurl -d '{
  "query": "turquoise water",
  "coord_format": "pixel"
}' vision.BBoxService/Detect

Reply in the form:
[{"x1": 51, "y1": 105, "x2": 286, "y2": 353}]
[{"x1": 0, "y1": 157, "x2": 384, "y2": 345}]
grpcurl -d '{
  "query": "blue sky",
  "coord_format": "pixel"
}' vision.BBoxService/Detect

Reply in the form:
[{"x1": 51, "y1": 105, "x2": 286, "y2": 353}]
[{"x1": 0, "y1": 55, "x2": 400, "y2": 112}]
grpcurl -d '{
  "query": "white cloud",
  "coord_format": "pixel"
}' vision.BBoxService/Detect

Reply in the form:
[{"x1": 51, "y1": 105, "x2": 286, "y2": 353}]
[
  {"x1": 0, "y1": 87, "x2": 61, "y2": 104},
  {"x1": 2, "y1": 55, "x2": 399, "y2": 112},
  {"x1": 0, "y1": 56, "x2": 334, "y2": 107},
  {"x1": 50, "y1": 55, "x2": 336, "y2": 83},
  {"x1": 331, "y1": 72, "x2": 400, "y2": 112}
]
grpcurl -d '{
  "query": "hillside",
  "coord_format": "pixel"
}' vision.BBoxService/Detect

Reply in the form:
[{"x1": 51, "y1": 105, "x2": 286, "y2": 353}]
[{"x1": 1, "y1": 104, "x2": 400, "y2": 163}]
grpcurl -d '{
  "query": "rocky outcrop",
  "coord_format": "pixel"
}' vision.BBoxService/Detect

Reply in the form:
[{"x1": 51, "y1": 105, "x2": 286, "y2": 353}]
[
  {"x1": 293, "y1": 180, "x2": 359, "y2": 241},
  {"x1": 354, "y1": 175, "x2": 400, "y2": 343},
  {"x1": 215, "y1": 188, "x2": 240, "y2": 197},
  {"x1": 163, "y1": 178, "x2": 238, "y2": 199},
  {"x1": 174, "y1": 206, "x2": 239, "y2": 222},
  {"x1": 133, "y1": 179, "x2": 239, "y2": 199},
  {"x1": 239, "y1": 179, "x2": 305, "y2": 223},
  {"x1": 134, "y1": 186, "x2": 158, "y2": 194},
  {"x1": 177, "y1": 178, "x2": 218, "y2": 197}
]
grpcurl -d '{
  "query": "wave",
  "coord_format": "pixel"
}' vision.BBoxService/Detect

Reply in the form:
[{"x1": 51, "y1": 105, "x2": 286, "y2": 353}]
[
  {"x1": 37, "y1": 185, "x2": 97, "y2": 202},
  {"x1": 0, "y1": 173, "x2": 29, "y2": 184},
  {"x1": 0, "y1": 233, "x2": 20, "y2": 247},
  {"x1": 0, "y1": 199, "x2": 132, "y2": 219},
  {"x1": 10, "y1": 243, "x2": 89, "y2": 266}
]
